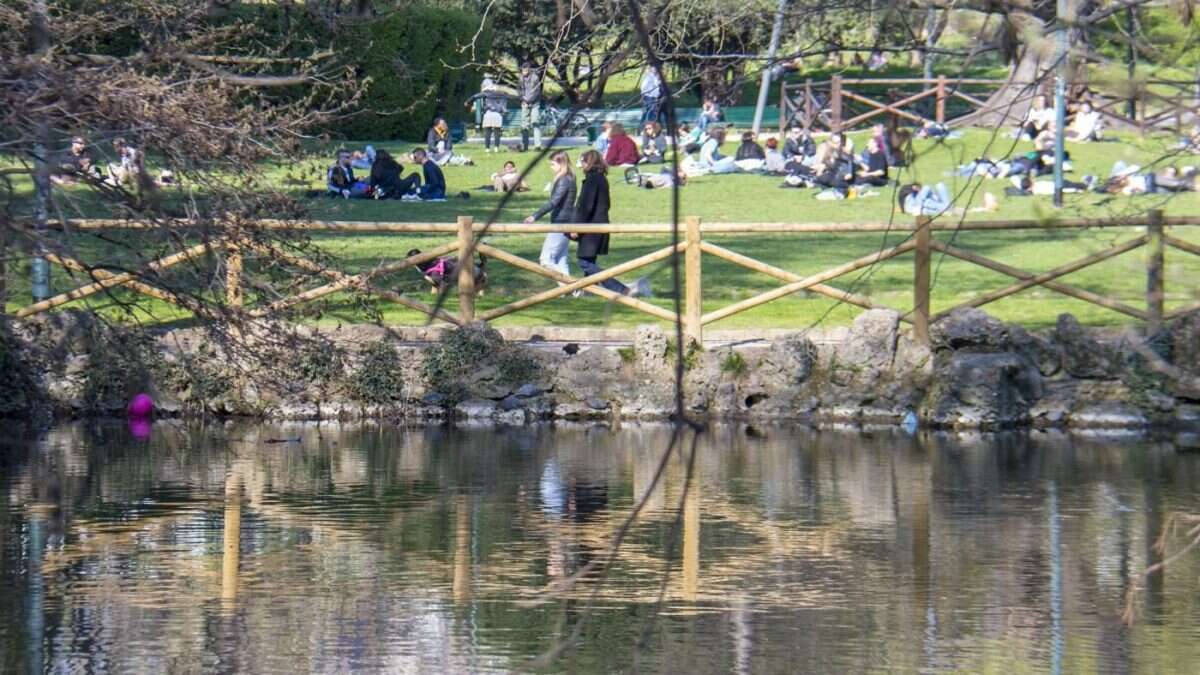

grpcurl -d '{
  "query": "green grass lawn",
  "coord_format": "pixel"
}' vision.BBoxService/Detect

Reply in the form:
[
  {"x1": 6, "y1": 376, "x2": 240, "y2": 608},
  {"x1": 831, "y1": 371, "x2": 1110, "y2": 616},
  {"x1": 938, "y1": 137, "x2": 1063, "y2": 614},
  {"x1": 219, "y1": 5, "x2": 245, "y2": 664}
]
[{"x1": 5, "y1": 128, "x2": 1200, "y2": 331}]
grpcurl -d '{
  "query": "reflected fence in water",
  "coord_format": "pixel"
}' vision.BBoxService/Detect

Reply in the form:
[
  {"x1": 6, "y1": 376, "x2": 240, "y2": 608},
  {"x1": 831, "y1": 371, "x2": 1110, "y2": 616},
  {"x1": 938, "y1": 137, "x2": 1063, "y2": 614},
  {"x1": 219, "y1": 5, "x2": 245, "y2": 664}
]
[{"x1": 3, "y1": 423, "x2": 1200, "y2": 672}]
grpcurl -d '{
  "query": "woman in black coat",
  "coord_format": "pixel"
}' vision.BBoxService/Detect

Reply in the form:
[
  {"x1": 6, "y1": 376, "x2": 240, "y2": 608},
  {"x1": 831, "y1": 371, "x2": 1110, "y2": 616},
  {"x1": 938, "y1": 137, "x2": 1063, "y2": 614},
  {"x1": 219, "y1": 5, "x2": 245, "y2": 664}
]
[
  {"x1": 369, "y1": 149, "x2": 421, "y2": 199},
  {"x1": 573, "y1": 150, "x2": 649, "y2": 297}
]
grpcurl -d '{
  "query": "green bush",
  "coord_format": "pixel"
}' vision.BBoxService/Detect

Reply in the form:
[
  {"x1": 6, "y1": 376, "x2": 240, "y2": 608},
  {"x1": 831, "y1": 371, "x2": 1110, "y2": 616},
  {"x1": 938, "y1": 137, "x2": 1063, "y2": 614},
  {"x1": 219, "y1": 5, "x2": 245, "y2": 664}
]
[
  {"x1": 207, "y1": 4, "x2": 490, "y2": 142},
  {"x1": 423, "y1": 324, "x2": 539, "y2": 404},
  {"x1": 341, "y1": 7, "x2": 492, "y2": 141},
  {"x1": 347, "y1": 340, "x2": 407, "y2": 405}
]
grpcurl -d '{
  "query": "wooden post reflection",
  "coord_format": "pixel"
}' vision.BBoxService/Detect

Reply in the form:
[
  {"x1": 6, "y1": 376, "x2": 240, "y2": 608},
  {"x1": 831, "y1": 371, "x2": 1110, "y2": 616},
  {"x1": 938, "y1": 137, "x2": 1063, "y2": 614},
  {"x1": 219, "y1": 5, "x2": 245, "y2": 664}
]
[
  {"x1": 221, "y1": 469, "x2": 243, "y2": 602},
  {"x1": 682, "y1": 475, "x2": 700, "y2": 602},
  {"x1": 453, "y1": 495, "x2": 472, "y2": 603}
]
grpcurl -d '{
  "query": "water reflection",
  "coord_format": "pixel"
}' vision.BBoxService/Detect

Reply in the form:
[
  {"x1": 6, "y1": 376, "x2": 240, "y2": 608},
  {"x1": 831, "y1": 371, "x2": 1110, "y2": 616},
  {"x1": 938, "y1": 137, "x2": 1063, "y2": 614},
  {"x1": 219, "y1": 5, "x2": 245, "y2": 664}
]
[{"x1": 0, "y1": 422, "x2": 1199, "y2": 673}]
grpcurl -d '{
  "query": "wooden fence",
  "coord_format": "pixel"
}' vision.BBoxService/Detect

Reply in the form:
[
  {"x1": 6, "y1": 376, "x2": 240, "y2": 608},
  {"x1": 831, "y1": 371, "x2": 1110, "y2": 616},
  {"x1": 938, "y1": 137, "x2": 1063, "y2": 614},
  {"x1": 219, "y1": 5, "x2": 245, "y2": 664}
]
[
  {"x1": 779, "y1": 76, "x2": 1200, "y2": 134},
  {"x1": 11, "y1": 212, "x2": 1200, "y2": 345}
]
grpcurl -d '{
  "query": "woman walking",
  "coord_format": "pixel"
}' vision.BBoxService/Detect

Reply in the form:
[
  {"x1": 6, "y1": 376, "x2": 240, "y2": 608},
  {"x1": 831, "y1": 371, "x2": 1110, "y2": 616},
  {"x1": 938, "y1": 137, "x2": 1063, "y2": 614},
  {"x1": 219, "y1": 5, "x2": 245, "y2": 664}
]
[
  {"x1": 525, "y1": 151, "x2": 577, "y2": 279},
  {"x1": 573, "y1": 150, "x2": 650, "y2": 297}
]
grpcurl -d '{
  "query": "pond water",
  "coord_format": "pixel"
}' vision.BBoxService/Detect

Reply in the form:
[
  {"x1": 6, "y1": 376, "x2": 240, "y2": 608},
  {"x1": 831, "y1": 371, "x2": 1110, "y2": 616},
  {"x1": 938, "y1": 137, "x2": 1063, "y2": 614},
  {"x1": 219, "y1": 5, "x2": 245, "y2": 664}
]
[{"x1": 2, "y1": 422, "x2": 1199, "y2": 674}]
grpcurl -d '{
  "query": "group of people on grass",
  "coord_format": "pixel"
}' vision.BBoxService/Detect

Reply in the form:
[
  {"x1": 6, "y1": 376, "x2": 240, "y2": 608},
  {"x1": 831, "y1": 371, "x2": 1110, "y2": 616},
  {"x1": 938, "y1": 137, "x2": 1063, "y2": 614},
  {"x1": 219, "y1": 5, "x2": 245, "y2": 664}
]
[
  {"x1": 51, "y1": 136, "x2": 151, "y2": 188},
  {"x1": 327, "y1": 145, "x2": 447, "y2": 201}
]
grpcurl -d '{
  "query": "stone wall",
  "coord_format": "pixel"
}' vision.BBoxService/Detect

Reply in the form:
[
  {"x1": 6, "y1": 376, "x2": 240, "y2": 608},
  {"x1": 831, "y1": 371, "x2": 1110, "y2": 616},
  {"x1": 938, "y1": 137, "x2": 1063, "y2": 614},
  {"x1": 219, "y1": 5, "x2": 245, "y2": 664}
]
[{"x1": 3, "y1": 308, "x2": 1199, "y2": 430}]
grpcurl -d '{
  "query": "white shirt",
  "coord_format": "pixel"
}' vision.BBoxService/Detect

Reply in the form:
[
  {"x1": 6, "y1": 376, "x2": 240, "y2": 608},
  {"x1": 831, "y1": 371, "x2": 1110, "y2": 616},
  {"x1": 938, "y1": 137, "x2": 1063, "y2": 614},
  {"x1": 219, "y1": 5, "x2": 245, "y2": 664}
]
[{"x1": 640, "y1": 70, "x2": 661, "y2": 98}]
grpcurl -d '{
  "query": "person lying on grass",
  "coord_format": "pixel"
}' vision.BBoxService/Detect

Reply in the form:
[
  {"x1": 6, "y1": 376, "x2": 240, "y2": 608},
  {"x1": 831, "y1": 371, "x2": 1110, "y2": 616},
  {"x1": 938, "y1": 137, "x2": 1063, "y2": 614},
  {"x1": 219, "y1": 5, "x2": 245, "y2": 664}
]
[
  {"x1": 624, "y1": 164, "x2": 687, "y2": 189},
  {"x1": 491, "y1": 161, "x2": 530, "y2": 193}
]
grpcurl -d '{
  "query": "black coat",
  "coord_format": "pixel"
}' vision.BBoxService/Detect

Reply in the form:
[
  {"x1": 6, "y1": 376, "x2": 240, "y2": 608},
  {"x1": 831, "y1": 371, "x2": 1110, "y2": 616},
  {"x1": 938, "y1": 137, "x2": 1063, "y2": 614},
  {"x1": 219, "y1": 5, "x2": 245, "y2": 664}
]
[{"x1": 575, "y1": 170, "x2": 611, "y2": 258}]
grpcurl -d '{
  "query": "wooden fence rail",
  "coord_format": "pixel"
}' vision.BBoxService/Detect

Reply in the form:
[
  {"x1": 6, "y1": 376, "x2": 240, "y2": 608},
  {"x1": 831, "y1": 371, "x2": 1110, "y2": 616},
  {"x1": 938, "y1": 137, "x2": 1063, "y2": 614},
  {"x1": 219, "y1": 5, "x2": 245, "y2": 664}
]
[
  {"x1": 779, "y1": 76, "x2": 1200, "y2": 134},
  {"x1": 10, "y1": 212, "x2": 1200, "y2": 345}
]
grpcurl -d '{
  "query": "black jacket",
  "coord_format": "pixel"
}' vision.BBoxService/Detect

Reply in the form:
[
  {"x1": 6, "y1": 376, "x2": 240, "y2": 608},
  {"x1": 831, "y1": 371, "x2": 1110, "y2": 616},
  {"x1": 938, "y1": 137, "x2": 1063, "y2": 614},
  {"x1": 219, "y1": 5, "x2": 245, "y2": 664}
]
[
  {"x1": 369, "y1": 156, "x2": 404, "y2": 192},
  {"x1": 520, "y1": 70, "x2": 543, "y2": 104},
  {"x1": 533, "y1": 174, "x2": 576, "y2": 223},
  {"x1": 784, "y1": 136, "x2": 816, "y2": 159},
  {"x1": 735, "y1": 141, "x2": 766, "y2": 161},
  {"x1": 575, "y1": 170, "x2": 611, "y2": 258}
]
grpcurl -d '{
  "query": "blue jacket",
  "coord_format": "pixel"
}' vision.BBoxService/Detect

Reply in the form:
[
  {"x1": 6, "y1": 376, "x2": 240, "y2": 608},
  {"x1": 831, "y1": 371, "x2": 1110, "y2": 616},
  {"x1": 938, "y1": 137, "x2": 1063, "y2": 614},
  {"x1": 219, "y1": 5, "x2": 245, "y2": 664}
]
[{"x1": 418, "y1": 160, "x2": 446, "y2": 200}]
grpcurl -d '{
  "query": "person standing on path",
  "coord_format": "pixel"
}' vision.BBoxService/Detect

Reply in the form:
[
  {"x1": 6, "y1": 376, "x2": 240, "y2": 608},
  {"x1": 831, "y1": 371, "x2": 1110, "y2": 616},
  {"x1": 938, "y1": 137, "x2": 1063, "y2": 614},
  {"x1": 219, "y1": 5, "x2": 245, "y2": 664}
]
[
  {"x1": 525, "y1": 150, "x2": 576, "y2": 279},
  {"x1": 640, "y1": 67, "x2": 663, "y2": 125},
  {"x1": 573, "y1": 150, "x2": 650, "y2": 297},
  {"x1": 519, "y1": 62, "x2": 544, "y2": 152}
]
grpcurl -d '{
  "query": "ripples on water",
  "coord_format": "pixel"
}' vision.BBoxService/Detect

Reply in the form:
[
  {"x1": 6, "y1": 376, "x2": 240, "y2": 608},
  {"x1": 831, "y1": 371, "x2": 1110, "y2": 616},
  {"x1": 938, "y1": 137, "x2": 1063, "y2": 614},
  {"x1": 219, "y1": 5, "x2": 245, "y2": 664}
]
[{"x1": 1, "y1": 422, "x2": 1199, "y2": 674}]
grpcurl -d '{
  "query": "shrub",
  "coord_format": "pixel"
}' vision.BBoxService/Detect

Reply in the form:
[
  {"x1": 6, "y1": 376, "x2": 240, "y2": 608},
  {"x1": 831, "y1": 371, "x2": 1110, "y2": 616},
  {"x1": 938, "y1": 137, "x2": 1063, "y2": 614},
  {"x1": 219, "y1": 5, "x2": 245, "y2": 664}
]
[
  {"x1": 347, "y1": 340, "x2": 406, "y2": 405},
  {"x1": 81, "y1": 325, "x2": 162, "y2": 413},
  {"x1": 0, "y1": 320, "x2": 42, "y2": 416},
  {"x1": 423, "y1": 324, "x2": 539, "y2": 404},
  {"x1": 720, "y1": 350, "x2": 748, "y2": 377}
]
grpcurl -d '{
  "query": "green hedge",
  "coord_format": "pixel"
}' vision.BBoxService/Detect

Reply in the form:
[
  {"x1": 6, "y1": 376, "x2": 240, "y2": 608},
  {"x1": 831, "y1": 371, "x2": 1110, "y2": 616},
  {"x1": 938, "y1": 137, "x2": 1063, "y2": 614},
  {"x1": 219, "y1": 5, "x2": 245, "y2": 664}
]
[
  {"x1": 216, "y1": 4, "x2": 490, "y2": 142},
  {"x1": 341, "y1": 7, "x2": 491, "y2": 141}
]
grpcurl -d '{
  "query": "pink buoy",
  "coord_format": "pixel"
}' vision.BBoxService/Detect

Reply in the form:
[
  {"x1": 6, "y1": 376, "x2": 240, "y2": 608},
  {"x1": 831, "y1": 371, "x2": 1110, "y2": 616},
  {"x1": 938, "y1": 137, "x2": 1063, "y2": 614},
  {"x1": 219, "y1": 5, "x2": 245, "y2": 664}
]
[{"x1": 127, "y1": 393, "x2": 154, "y2": 418}]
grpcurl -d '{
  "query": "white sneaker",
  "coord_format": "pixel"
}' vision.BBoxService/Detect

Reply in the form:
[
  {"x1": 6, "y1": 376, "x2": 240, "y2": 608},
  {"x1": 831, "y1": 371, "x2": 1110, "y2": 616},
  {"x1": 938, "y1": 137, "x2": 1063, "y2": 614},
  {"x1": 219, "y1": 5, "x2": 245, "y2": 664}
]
[
  {"x1": 629, "y1": 277, "x2": 652, "y2": 298},
  {"x1": 401, "y1": 193, "x2": 420, "y2": 201}
]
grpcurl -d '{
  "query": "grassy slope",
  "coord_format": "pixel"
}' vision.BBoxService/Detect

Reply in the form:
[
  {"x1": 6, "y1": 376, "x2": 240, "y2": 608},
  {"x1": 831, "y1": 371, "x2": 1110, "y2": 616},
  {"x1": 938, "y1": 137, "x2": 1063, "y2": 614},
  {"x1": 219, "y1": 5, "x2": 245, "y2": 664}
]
[{"x1": 5, "y1": 128, "x2": 1199, "y2": 330}]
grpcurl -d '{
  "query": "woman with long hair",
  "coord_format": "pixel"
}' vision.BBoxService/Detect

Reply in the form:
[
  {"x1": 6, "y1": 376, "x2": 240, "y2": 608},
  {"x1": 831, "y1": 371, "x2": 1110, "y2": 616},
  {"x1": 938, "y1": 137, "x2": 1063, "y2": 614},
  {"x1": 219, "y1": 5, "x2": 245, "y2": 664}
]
[
  {"x1": 525, "y1": 150, "x2": 577, "y2": 279},
  {"x1": 369, "y1": 149, "x2": 421, "y2": 199},
  {"x1": 573, "y1": 150, "x2": 649, "y2": 297}
]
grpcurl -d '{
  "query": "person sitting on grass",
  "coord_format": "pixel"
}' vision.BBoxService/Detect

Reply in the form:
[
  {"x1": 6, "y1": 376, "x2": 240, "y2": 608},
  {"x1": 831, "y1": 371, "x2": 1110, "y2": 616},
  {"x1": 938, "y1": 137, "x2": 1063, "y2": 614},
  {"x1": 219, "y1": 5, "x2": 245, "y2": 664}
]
[
  {"x1": 871, "y1": 122, "x2": 900, "y2": 166},
  {"x1": 604, "y1": 123, "x2": 640, "y2": 167},
  {"x1": 53, "y1": 135, "x2": 100, "y2": 184},
  {"x1": 1181, "y1": 124, "x2": 1200, "y2": 153},
  {"x1": 572, "y1": 149, "x2": 650, "y2": 297},
  {"x1": 1020, "y1": 94, "x2": 1054, "y2": 140},
  {"x1": 678, "y1": 123, "x2": 705, "y2": 155},
  {"x1": 855, "y1": 137, "x2": 889, "y2": 187},
  {"x1": 1065, "y1": 101, "x2": 1102, "y2": 142},
  {"x1": 735, "y1": 131, "x2": 766, "y2": 161},
  {"x1": 812, "y1": 137, "x2": 855, "y2": 189},
  {"x1": 696, "y1": 126, "x2": 738, "y2": 174},
  {"x1": 697, "y1": 98, "x2": 722, "y2": 131},
  {"x1": 764, "y1": 137, "x2": 786, "y2": 174},
  {"x1": 351, "y1": 145, "x2": 376, "y2": 170},
  {"x1": 783, "y1": 126, "x2": 816, "y2": 166},
  {"x1": 327, "y1": 149, "x2": 369, "y2": 198},
  {"x1": 427, "y1": 117, "x2": 474, "y2": 167},
  {"x1": 899, "y1": 182, "x2": 953, "y2": 216},
  {"x1": 733, "y1": 131, "x2": 767, "y2": 172},
  {"x1": 107, "y1": 137, "x2": 142, "y2": 187},
  {"x1": 409, "y1": 148, "x2": 447, "y2": 201},
  {"x1": 491, "y1": 160, "x2": 530, "y2": 193},
  {"x1": 639, "y1": 122, "x2": 667, "y2": 164},
  {"x1": 594, "y1": 118, "x2": 615, "y2": 154},
  {"x1": 369, "y1": 149, "x2": 421, "y2": 200}
]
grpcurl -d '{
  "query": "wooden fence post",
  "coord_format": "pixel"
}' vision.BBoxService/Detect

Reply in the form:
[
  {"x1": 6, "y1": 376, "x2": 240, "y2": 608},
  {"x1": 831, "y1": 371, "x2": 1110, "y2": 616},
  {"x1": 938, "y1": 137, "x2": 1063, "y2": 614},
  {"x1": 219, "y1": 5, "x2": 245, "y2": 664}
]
[
  {"x1": 831, "y1": 75, "x2": 843, "y2": 131},
  {"x1": 1147, "y1": 209, "x2": 1164, "y2": 333},
  {"x1": 457, "y1": 215, "x2": 476, "y2": 324},
  {"x1": 913, "y1": 216, "x2": 932, "y2": 346},
  {"x1": 225, "y1": 241, "x2": 243, "y2": 308},
  {"x1": 935, "y1": 75, "x2": 947, "y2": 124},
  {"x1": 685, "y1": 216, "x2": 703, "y2": 345},
  {"x1": 804, "y1": 78, "x2": 813, "y2": 129},
  {"x1": 778, "y1": 80, "x2": 787, "y2": 132}
]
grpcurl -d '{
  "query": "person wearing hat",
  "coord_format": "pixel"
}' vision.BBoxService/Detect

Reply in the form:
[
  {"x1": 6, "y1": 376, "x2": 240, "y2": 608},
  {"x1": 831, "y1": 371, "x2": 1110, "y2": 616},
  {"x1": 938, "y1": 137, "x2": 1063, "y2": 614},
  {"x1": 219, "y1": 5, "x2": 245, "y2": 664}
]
[{"x1": 518, "y1": 61, "x2": 544, "y2": 151}]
